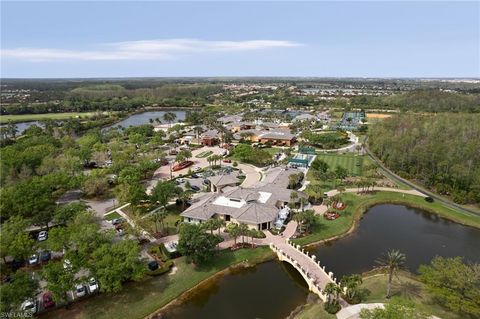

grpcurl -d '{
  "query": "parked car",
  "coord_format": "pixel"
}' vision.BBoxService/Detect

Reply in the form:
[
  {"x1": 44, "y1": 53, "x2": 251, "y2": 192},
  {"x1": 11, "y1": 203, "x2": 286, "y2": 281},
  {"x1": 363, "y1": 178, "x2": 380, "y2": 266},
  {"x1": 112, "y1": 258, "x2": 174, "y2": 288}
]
[
  {"x1": 37, "y1": 231, "x2": 48, "y2": 242},
  {"x1": 223, "y1": 159, "x2": 232, "y2": 163},
  {"x1": 116, "y1": 228, "x2": 124, "y2": 236},
  {"x1": 191, "y1": 185, "x2": 201, "y2": 192},
  {"x1": 111, "y1": 218, "x2": 125, "y2": 226},
  {"x1": 194, "y1": 167, "x2": 201, "y2": 172},
  {"x1": 42, "y1": 292, "x2": 55, "y2": 309},
  {"x1": 75, "y1": 284, "x2": 87, "y2": 297},
  {"x1": 203, "y1": 179, "x2": 211, "y2": 185},
  {"x1": 28, "y1": 254, "x2": 39, "y2": 265},
  {"x1": 21, "y1": 300, "x2": 37, "y2": 314},
  {"x1": 39, "y1": 250, "x2": 51, "y2": 262},
  {"x1": 148, "y1": 260, "x2": 159, "y2": 271},
  {"x1": 88, "y1": 277, "x2": 99, "y2": 293},
  {"x1": 176, "y1": 178, "x2": 185, "y2": 183},
  {"x1": 191, "y1": 173, "x2": 199, "y2": 179}
]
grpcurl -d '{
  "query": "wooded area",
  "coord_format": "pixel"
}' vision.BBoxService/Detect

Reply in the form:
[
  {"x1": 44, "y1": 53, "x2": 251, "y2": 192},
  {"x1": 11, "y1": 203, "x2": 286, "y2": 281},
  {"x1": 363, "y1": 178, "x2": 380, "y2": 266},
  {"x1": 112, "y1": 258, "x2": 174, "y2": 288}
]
[{"x1": 368, "y1": 113, "x2": 480, "y2": 204}]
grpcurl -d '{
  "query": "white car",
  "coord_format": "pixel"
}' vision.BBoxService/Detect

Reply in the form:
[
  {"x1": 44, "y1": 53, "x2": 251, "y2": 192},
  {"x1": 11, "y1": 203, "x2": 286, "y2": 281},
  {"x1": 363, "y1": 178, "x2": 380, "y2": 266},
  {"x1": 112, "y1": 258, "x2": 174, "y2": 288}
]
[
  {"x1": 176, "y1": 178, "x2": 185, "y2": 183},
  {"x1": 21, "y1": 299, "x2": 37, "y2": 314},
  {"x1": 88, "y1": 277, "x2": 99, "y2": 293},
  {"x1": 75, "y1": 284, "x2": 87, "y2": 297},
  {"x1": 28, "y1": 254, "x2": 39, "y2": 265},
  {"x1": 37, "y1": 231, "x2": 48, "y2": 241},
  {"x1": 194, "y1": 167, "x2": 202, "y2": 172},
  {"x1": 63, "y1": 259, "x2": 72, "y2": 269}
]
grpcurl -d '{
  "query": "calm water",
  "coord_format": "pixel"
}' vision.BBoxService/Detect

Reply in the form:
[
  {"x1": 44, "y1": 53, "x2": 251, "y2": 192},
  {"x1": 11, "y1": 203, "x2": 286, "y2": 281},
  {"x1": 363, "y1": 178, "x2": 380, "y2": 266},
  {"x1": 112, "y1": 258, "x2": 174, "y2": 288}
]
[
  {"x1": 162, "y1": 205, "x2": 480, "y2": 318},
  {"x1": 0, "y1": 121, "x2": 43, "y2": 134},
  {"x1": 307, "y1": 204, "x2": 480, "y2": 277},
  {"x1": 162, "y1": 261, "x2": 309, "y2": 319},
  {"x1": 108, "y1": 110, "x2": 186, "y2": 129}
]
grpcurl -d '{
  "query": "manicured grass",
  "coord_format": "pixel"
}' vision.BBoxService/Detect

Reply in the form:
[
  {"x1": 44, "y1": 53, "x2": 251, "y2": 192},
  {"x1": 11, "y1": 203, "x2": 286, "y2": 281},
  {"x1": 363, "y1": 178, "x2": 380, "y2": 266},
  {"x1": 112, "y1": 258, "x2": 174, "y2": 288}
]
[
  {"x1": 195, "y1": 150, "x2": 213, "y2": 158},
  {"x1": 42, "y1": 247, "x2": 275, "y2": 319},
  {"x1": 0, "y1": 112, "x2": 99, "y2": 124},
  {"x1": 293, "y1": 302, "x2": 336, "y2": 319},
  {"x1": 295, "y1": 272, "x2": 461, "y2": 319},
  {"x1": 294, "y1": 191, "x2": 480, "y2": 246},
  {"x1": 361, "y1": 272, "x2": 462, "y2": 319},
  {"x1": 313, "y1": 153, "x2": 366, "y2": 176},
  {"x1": 103, "y1": 211, "x2": 121, "y2": 220}
]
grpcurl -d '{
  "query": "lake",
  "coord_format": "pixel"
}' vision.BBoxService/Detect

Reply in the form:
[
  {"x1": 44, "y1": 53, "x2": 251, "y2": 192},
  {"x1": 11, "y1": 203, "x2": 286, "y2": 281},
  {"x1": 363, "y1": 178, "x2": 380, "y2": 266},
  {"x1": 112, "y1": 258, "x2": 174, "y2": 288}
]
[
  {"x1": 108, "y1": 110, "x2": 186, "y2": 129},
  {"x1": 162, "y1": 261, "x2": 309, "y2": 319},
  {"x1": 162, "y1": 204, "x2": 480, "y2": 318},
  {"x1": 0, "y1": 121, "x2": 43, "y2": 134},
  {"x1": 307, "y1": 204, "x2": 480, "y2": 277}
]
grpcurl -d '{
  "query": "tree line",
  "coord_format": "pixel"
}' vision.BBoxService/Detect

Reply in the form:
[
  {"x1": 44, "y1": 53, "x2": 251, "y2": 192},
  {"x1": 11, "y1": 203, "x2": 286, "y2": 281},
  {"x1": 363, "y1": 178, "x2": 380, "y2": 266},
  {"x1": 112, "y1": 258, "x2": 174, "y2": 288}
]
[{"x1": 368, "y1": 113, "x2": 480, "y2": 204}]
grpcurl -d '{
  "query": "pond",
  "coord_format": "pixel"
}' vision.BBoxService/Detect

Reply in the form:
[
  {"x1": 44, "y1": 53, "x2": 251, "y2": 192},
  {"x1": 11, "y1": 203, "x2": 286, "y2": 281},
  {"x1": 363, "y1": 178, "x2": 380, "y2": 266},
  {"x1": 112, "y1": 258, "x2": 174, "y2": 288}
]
[
  {"x1": 0, "y1": 121, "x2": 43, "y2": 134},
  {"x1": 307, "y1": 204, "x2": 480, "y2": 277},
  {"x1": 162, "y1": 261, "x2": 309, "y2": 319},
  {"x1": 162, "y1": 204, "x2": 480, "y2": 317},
  {"x1": 108, "y1": 110, "x2": 186, "y2": 129}
]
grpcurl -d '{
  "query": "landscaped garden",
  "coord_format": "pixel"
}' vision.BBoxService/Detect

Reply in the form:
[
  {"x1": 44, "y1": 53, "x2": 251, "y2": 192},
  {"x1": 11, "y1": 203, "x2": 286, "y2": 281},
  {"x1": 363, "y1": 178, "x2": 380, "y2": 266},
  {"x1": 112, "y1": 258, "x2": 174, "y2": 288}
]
[{"x1": 195, "y1": 150, "x2": 213, "y2": 158}]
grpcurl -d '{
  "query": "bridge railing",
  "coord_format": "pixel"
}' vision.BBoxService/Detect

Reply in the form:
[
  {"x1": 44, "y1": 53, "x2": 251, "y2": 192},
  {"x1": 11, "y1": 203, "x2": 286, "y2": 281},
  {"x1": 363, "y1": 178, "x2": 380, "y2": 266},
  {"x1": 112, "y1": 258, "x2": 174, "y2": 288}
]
[
  {"x1": 285, "y1": 239, "x2": 339, "y2": 285},
  {"x1": 270, "y1": 243, "x2": 335, "y2": 298}
]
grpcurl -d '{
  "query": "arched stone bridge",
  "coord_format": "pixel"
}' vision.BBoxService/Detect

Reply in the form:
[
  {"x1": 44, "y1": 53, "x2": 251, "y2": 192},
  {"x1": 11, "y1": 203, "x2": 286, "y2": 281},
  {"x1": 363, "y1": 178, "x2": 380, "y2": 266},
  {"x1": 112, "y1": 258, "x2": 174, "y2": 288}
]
[{"x1": 269, "y1": 240, "x2": 347, "y2": 305}]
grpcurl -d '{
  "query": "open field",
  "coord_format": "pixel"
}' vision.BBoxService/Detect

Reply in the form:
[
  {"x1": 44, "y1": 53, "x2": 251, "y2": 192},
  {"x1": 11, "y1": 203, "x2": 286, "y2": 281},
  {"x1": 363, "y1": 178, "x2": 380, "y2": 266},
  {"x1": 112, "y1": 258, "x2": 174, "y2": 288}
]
[
  {"x1": 0, "y1": 112, "x2": 100, "y2": 124},
  {"x1": 293, "y1": 191, "x2": 480, "y2": 246},
  {"x1": 313, "y1": 154, "x2": 366, "y2": 176},
  {"x1": 41, "y1": 247, "x2": 275, "y2": 319}
]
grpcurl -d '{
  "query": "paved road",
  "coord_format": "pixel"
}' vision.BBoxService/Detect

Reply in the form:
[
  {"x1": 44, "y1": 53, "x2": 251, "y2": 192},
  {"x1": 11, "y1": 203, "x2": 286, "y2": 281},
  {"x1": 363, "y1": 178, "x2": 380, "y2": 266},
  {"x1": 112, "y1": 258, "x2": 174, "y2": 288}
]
[{"x1": 364, "y1": 145, "x2": 480, "y2": 217}]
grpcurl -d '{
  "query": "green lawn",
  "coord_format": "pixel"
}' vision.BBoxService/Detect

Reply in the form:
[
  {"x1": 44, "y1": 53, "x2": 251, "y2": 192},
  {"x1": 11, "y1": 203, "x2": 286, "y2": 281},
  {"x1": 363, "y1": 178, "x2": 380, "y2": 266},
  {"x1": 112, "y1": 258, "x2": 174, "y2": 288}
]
[
  {"x1": 313, "y1": 153, "x2": 366, "y2": 176},
  {"x1": 294, "y1": 191, "x2": 480, "y2": 246},
  {"x1": 0, "y1": 112, "x2": 100, "y2": 124},
  {"x1": 294, "y1": 272, "x2": 461, "y2": 319},
  {"x1": 262, "y1": 147, "x2": 282, "y2": 156},
  {"x1": 42, "y1": 247, "x2": 275, "y2": 319},
  {"x1": 361, "y1": 272, "x2": 462, "y2": 319},
  {"x1": 103, "y1": 211, "x2": 121, "y2": 221},
  {"x1": 195, "y1": 150, "x2": 213, "y2": 158}
]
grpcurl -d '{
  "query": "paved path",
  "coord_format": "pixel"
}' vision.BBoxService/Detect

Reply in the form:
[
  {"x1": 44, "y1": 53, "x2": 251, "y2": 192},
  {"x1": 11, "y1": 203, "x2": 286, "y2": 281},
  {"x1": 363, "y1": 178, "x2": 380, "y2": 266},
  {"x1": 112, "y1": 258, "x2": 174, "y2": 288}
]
[
  {"x1": 336, "y1": 303, "x2": 384, "y2": 319},
  {"x1": 309, "y1": 186, "x2": 427, "y2": 216},
  {"x1": 105, "y1": 203, "x2": 156, "y2": 242},
  {"x1": 326, "y1": 187, "x2": 427, "y2": 198}
]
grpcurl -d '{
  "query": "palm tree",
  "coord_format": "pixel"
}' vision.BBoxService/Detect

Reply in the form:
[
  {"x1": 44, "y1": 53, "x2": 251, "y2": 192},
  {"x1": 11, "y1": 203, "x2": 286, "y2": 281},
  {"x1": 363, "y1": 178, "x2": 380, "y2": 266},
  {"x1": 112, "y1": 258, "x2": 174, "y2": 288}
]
[
  {"x1": 238, "y1": 223, "x2": 249, "y2": 244},
  {"x1": 227, "y1": 223, "x2": 240, "y2": 245},
  {"x1": 377, "y1": 249, "x2": 406, "y2": 298},
  {"x1": 323, "y1": 282, "x2": 342, "y2": 305},
  {"x1": 163, "y1": 112, "x2": 177, "y2": 127},
  {"x1": 340, "y1": 274, "x2": 363, "y2": 302},
  {"x1": 290, "y1": 191, "x2": 299, "y2": 208}
]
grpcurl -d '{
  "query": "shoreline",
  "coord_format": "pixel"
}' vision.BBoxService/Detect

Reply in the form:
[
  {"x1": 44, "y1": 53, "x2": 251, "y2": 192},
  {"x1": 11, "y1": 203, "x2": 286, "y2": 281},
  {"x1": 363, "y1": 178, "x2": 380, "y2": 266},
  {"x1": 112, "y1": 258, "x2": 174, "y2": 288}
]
[
  {"x1": 299, "y1": 193, "x2": 480, "y2": 249},
  {"x1": 144, "y1": 257, "x2": 275, "y2": 319}
]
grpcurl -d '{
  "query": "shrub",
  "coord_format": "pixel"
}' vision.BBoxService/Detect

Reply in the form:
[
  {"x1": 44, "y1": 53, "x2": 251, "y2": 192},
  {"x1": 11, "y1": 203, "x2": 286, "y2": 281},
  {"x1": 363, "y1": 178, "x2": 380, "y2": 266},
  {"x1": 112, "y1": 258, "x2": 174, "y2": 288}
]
[
  {"x1": 146, "y1": 260, "x2": 174, "y2": 276},
  {"x1": 232, "y1": 161, "x2": 238, "y2": 167},
  {"x1": 324, "y1": 301, "x2": 341, "y2": 314},
  {"x1": 424, "y1": 196, "x2": 434, "y2": 203}
]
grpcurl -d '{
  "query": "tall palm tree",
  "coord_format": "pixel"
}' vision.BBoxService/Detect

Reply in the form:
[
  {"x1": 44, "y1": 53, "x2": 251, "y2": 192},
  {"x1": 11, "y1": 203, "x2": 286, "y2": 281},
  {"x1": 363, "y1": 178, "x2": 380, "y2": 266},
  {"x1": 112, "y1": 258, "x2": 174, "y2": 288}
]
[
  {"x1": 227, "y1": 223, "x2": 240, "y2": 245},
  {"x1": 377, "y1": 249, "x2": 406, "y2": 298},
  {"x1": 238, "y1": 223, "x2": 249, "y2": 244},
  {"x1": 163, "y1": 112, "x2": 177, "y2": 128}
]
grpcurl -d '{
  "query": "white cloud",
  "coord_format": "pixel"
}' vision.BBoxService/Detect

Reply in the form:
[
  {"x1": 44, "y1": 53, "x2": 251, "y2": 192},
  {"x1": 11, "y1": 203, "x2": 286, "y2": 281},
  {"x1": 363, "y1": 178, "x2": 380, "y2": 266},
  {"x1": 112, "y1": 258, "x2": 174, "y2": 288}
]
[{"x1": 1, "y1": 38, "x2": 302, "y2": 62}]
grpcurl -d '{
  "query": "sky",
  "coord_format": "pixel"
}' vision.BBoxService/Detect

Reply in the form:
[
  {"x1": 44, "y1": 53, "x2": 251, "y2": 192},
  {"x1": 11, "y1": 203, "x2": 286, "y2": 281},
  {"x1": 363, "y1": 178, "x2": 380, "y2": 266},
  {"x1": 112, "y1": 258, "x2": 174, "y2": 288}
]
[{"x1": 1, "y1": 1, "x2": 479, "y2": 78}]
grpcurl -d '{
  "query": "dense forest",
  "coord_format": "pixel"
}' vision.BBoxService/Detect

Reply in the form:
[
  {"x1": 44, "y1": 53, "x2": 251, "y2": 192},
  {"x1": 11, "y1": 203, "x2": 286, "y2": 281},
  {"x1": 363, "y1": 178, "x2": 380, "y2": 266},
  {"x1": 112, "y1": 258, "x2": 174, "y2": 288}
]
[
  {"x1": 368, "y1": 113, "x2": 480, "y2": 204},
  {"x1": 351, "y1": 90, "x2": 480, "y2": 113}
]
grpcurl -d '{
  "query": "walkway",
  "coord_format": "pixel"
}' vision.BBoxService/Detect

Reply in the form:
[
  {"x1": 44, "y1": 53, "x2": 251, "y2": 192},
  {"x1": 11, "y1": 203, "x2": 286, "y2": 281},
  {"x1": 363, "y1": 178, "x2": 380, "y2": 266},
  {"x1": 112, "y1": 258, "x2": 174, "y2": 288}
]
[
  {"x1": 104, "y1": 203, "x2": 156, "y2": 242},
  {"x1": 326, "y1": 187, "x2": 426, "y2": 198},
  {"x1": 336, "y1": 303, "x2": 384, "y2": 319},
  {"x1": 269, "y1": 239, "x2": 347, "y2": 306}
]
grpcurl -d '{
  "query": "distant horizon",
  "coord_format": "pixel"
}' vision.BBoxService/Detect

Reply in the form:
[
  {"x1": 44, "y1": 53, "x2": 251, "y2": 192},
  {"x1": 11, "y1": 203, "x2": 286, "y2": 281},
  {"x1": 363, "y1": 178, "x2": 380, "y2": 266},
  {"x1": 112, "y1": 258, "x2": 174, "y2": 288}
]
[
  {"x1": 2, "y1": 76, "x2": 479, "y2": 80},
  {"x1": 2, "y1": 2, "x2": 479, "y2": 78}
]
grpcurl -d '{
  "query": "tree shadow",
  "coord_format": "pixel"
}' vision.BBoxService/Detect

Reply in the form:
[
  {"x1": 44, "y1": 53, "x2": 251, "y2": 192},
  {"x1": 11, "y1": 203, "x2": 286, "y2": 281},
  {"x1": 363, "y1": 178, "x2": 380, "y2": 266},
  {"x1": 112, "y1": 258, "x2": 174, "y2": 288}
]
[{"x1": 392, "y1": 280, "x2": 422, "y2": 300}]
